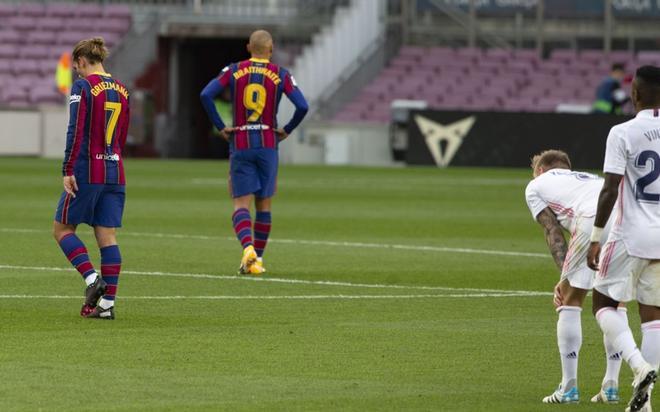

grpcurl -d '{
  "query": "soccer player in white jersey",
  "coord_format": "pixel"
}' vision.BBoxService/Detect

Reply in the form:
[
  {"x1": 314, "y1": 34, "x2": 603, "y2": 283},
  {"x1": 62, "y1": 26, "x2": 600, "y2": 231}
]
[
  {"x1": 526, "y1": 150, "x2": 625, "y2": 405},
  {"x1": 587, "y1": 66, "x2": 660, "y2": 412}
]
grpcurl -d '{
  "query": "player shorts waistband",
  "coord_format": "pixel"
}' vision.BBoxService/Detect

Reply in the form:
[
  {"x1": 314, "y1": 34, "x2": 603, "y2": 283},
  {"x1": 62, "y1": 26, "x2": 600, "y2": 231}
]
[{"x1": 236, "y1": 124, "x2": 270, "y2": 131}]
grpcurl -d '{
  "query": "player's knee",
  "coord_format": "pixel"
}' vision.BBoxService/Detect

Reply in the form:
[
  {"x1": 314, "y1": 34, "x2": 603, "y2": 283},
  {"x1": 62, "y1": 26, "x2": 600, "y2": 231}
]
[
  {"x1": 639, "y1": 304, "x2": 660, "y2": 323},
  {"x1": 52, "y1": 222, "x2": 72, "y2": 242}
]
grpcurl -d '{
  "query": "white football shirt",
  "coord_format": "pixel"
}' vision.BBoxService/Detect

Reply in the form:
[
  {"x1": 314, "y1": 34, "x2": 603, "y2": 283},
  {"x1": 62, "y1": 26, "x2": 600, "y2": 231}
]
[
  {"x1": 604, "y1": 108, "x2": 660, "y2": 259},
  {"x1": 525, "y1": 169, "x2": 603, "y2": 231}
]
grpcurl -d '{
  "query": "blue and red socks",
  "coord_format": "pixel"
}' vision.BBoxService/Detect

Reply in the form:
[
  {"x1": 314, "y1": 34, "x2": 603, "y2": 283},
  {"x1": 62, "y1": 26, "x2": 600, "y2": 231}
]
[
  {"x1": 232, "y1": 208, "x2": 253, "y2": 249},
  {"x1": 98, "y1": 245, "x2": 121, "y2": 309},
  {"x1": 58, "y1": 233, "x2": 98, "y2": 286},
  {"x1": 254, "y1": 211, "x2": 272, "y2": 258}
]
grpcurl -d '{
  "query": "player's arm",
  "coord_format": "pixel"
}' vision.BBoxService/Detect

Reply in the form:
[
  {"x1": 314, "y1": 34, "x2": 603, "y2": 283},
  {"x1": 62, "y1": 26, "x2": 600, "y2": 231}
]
[
  {"x1": 587, "y1": 126, "x2": 626, "y2": 270},
  {"x1": 277, "y1": 72, "x2": 309, "y2": 139},
  {"x1": 536, "y1": 207, "x2": 567, "y2": 271},
  {"x1": 200, "y1": 78, "x2": 226, "y2": 131},
  {"x1": 587, "y1": 173, "x2": 623, "y2": 270},
  {"x1": 200, "y1": 68, "x2": 234, "y2": 140},
  {"x1": 61, "y1": 80, "x2": 88, "y2": 197}
]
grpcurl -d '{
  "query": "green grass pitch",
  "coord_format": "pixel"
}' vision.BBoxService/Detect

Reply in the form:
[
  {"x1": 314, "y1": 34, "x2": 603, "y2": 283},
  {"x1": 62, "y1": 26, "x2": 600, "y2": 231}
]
[{"x1": 0, "y1": 157, "x2": 650, "y2": 411}]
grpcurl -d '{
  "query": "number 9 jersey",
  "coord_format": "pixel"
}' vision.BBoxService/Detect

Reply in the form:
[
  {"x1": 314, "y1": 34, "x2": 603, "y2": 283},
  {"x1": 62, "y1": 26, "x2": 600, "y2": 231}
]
[
  {"x1": 62, "y1": 73, "x2": 130, "y2": 185},
  {"x1": 215, "y1": 58, "x2": 306, "y2": 151},
  {"x1": 604, "y1": 108, "x2": 660, "y2": 259}
]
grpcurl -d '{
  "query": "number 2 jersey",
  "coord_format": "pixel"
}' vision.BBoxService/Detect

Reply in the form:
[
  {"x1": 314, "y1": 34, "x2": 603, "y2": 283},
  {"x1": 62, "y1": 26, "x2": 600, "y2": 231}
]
[
  {"x1": 525, "y1": 168, "x2": 605, "y2": 231},
  {"x1": 62, "y1": 73, "x2": 130, "y2": 185},
  {"x1": 604, "y1": 108, "x2": 660, "y2": 259},
  {"x1": 200, "y1": 57, "x2": 308, "y2": 152}
]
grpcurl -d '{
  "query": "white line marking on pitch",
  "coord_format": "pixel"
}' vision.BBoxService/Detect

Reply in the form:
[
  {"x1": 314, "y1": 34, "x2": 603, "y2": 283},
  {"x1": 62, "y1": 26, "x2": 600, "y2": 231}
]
[
  {"x1": 0, "y1": 264, "x2": 552, "y2": 297},
  {"x1": 0, "y1": 228, "x2": 548, "y2": 259},
  {"x1": 0, "y1": 293, "x2": 548, "y2": 300}
]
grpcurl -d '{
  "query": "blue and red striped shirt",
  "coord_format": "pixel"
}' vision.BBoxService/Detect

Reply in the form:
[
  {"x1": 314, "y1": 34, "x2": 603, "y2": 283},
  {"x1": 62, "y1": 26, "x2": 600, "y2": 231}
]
[
  {"x1": 62, "y1": 73, "x2": 130, "y2": 184},
  {"x1": 201, "y1": 58, "x2": 308, "y2": 151}
]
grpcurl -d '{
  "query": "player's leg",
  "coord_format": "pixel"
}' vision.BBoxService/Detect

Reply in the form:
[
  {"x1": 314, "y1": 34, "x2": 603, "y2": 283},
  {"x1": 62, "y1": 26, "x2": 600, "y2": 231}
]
[
  {"x1": 543, "y1": 280, "x2": 587, "y2": 404},
  {"x1": 254, "y1": 196, "x2": 272, "y2": 272},
  {"x1": 593, "y1": 244, "x2": 656, "y2": 411},
  {"x1": 634, "y1": 264, "x2": 660, "y2": 411},
  {"x1": 250, "y1": 148, "x2": 278, "y2": 273},
  {"x1": 53, "y1": 187, "x2": 105, "y2": 313},
  {"x1": 82, "y1": 185, "x2": 126, "y2": 319},
  {"x1": 593, "y1": 306, "x2": 628, "y2": 404},
  {"x1": 90, "y1": 226, "x2": 120, "y2": 317},
  {"x1": 229, "y1": 151, "x2": 260, "y2": 274}
]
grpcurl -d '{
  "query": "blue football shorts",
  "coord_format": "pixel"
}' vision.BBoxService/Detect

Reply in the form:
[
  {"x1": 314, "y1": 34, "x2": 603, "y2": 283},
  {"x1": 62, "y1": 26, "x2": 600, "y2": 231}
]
[
  {"x1": 229, "y1": 148, "x2": 278, "y2": 198},
  {"x1": 54, "y1": 183, "x2": 125, "y2": 227}
]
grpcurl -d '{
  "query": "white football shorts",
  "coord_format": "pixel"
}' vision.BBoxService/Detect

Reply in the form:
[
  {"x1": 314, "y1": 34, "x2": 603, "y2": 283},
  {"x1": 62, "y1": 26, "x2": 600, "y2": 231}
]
[
  {"x1": 561, "y1": 215, "x2": 604, "y2": 290},
  {"x1": 594, "y1": 238, "x2": 660, "y2": 306}
]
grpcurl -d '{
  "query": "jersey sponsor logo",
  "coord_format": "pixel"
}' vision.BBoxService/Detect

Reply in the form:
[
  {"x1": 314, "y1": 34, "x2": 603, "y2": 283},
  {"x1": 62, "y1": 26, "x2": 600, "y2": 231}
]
[
  {"x1": 237, "y1": 124, "x2": 270, "y2": 131},
  {"x1": 232, "y1": 66, "x2": 281, "y2": 85},
  {"x1": 95, "y1": 153, "x2": 120, "y2": 161},
  {"x1": 414, "y1": 115, "x2": 475, "y2": 167},
  {"x1": 90, "y1": 81, "x2": 129, "y2": 99},
  {"x1": 69, "y1": 94, "x2": 81, "y2": 104}
]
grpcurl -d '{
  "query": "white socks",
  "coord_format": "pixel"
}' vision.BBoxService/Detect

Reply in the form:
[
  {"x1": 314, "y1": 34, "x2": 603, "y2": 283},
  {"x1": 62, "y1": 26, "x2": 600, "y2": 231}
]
[
  {"x1": 557, "y1": 306, "x2": 582, "y2": 389},
  {"x1": 596, "y1": 307, "x2": 646, "y2": 373},
  {"x1": 602, "y1": 307, "x2": 628, "y2": 386},
  {"x1": 84, "y1": 272, "x2": 99, "y2": 287},
  {"x1": 98, "y1": 298, "x2": 114, "y2": 309},
  {"x1": 641, "y1": 320, "x2": 660, "y2": 369}
]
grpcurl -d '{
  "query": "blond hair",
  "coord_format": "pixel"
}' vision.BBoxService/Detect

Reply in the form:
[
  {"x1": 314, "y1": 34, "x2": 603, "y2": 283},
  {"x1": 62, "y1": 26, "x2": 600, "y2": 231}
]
[
  {"x1": 530, "y1": 149, "x2": 571, "y2": 171},
  {"x1": 72, "y1": 37, "x2": 108, "y2": 64}
]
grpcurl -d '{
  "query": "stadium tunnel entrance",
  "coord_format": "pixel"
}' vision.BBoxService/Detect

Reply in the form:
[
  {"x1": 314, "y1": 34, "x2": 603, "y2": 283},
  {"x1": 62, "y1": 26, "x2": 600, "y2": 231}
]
[{"x1": 175, "y1": 37, "x2": 248, "y2": 159}]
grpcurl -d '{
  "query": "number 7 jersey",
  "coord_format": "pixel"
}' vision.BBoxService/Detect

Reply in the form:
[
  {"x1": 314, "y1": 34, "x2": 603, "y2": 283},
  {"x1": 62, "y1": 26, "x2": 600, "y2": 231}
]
[
  {"x1": 62, "y1": 73, "x2": 130, "y2": 185},
  {"x1": 604, "y1": 108, "x2": 660, "y2": 259},
  {"x1": 217, "y1": 58, "x2": 299, "y2": 150}
]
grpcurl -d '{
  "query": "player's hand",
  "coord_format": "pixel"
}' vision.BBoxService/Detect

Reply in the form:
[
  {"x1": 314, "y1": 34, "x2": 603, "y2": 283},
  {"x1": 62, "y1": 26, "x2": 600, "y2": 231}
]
[
  {"x1": 553, "y1": 281, "x2": 563, "y2": 308},
  {"x1": 587, "y1": 242, "x2": 601, "y2": 271},
  {"x1": 275, "y1": 128, "x2": 288, "y2": 141},
  {"x1": 219, "y1": 127, "x2": 236, "y2": 142},
  {"x1": 63, "y1": 175, "x2": 78, "y2": 198}
]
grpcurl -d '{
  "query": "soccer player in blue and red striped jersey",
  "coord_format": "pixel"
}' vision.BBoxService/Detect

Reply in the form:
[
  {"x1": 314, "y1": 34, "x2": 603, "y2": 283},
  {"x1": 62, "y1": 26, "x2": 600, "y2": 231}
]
[
  {"x1": 201, "y1": 30, "x2": 308, "y2": 275},
  {"x1": 52, "y1": 37, "x2": 130, "y2": 320}
]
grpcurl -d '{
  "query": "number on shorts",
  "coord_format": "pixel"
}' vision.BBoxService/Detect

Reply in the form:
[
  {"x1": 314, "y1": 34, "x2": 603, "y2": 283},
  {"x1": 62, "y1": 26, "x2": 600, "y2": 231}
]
[
  {"x1": 104, "y1": 101, "x2": 122, "y2": 147},
  {"x1": 243, "y1": 83, "x2": 267, "y2": 122},
  {"x1": 636, "y1": 150, "x2": 660, "y2": 203}
]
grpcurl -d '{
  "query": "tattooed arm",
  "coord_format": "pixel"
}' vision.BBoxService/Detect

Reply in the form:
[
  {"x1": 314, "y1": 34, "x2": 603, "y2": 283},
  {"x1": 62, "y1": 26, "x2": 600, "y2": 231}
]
[{"x1": 536, "y1": 207, "x2": 567, "y2": 271}]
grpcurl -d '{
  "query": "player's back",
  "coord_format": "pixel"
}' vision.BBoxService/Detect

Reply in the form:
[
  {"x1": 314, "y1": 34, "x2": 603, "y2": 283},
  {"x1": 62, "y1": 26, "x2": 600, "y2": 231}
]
[
  {"x1": 525, "y1": 169, "x2": 603, "y2": 230},
  {"x1": 64, "y1": 73, "x2": 130, "y2": 185},
  {"x1": 220, "y1": 58, "x2": 297, "y2": 150},
  {"x1": 606, "y1": 109, "x2": 660, "y2": 258}
]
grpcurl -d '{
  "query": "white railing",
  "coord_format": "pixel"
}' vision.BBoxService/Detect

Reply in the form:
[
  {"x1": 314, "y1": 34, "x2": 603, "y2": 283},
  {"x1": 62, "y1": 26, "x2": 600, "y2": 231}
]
[{"x1": 278, "y1": 0, "x2": 384, "y2": 123}]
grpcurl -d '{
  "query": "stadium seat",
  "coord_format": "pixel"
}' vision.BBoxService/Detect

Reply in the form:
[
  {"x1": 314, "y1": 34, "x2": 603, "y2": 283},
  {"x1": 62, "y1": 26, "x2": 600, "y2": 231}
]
[
  {"x1": 331, "y1": 44, "x2": 651, "y2": 123},
  {"x1": 0, "y1": 3, "x2": 133, "y2": 107}
]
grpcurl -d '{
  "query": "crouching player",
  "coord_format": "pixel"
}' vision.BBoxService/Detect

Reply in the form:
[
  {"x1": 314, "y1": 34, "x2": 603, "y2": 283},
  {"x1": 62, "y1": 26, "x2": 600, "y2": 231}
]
[
  {"x1": 525, "y1": 150, "x2": 624, "y2": 404},
  {"x1": 52, "y1": 37, "x2": 130, "y2": 319}
]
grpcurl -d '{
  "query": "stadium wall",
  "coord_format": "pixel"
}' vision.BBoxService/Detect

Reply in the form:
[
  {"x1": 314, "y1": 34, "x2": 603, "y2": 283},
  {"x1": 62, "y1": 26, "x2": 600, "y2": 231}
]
[
  {"x1": 288, "y1": 121, "x2": 392, "y2": 166},
  {"x1": 0, "y1": 108, "x2": 66, "y2": 157},
  {"x1": 407, "y1": 109, "x2": 628, "y2": 169}
]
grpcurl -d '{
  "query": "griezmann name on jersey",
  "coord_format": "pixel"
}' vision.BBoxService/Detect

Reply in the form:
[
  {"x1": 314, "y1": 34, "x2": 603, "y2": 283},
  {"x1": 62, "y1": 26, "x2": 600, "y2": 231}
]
[{"x1": 63, "y1": 73, "x2": 130, "y2": 185}]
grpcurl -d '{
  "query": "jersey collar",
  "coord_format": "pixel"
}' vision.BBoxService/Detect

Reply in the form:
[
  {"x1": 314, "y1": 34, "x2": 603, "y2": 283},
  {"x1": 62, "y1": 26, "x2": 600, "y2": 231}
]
[
  {"x1": 636, "y1": 109, "x2": 660, "y2": 118},
  {"x1": 90, "y1": 71, "x2": 112, "y2": 77},
  {"x1": 249, "y1": 57, "x2": 270, "y2": 64}
]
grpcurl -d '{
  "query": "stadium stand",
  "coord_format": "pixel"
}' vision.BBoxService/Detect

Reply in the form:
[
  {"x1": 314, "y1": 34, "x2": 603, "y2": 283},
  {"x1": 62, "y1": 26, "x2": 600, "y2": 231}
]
[
  {"x1": 332, "y1": 46, "x2": 660, "y2": 123},
  {"x1": 0, "y1": 2, "x2": 131, "y2": 108}
]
